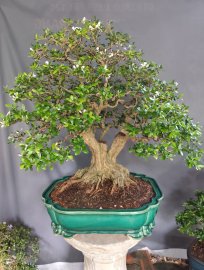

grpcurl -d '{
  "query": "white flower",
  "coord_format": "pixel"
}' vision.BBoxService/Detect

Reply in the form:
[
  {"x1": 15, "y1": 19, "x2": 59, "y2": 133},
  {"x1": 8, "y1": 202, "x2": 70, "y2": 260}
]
[
  {"x1": 96, "y1": 47, "x2": 99, "y2": 51},
  {"x1": 141, "y1": 62, "x2": 148, "y2": 68},
  {"x1": 95, "y1": 21, "x2": 101, "y2": 28},
  {"x1": 108, "y1": 53, "x2": 114, "y2": 58},
  {"x1": 32, "y1": 73, "x2": 36, "y2": 78},
  {"x1": 81, "y1": 65, "x2": 85, "y2": 72},
  {"x1": 8, "y1": 224, "x2": 13, "y2": 229},
  {"x1": 82, "y1": 17, "x2": 86, "y2": 23},
  {"x1": 175, "y1": 81, "x2": 179, "y2": 86},
  {"x1": 72, "y1": 26, "x2": 81, "y2": 31},
  {"x1": 89, "y1": 25, "x2": 94, "y2": 30},
  {"x1": 73, "y1": 64, "x2": 79, "y2": 69},
  {"x1": 79, "y1": 109, "x2": 86, "y2": 113},
  {"x1": 45, "y1": 61, "x2": 49, "y2": 65},
  {"x1": 29, "y1": 47, "x2": 33, "y2": 51}
]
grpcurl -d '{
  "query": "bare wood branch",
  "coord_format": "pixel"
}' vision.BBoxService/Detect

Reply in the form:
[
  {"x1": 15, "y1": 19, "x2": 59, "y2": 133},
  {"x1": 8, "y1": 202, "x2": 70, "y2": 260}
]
[
  {"x1": 130, "y1": 136, "x2": 160, "y2": 143},
  {"x1": 108, "y1": 132, "x2": 129, "y2": 161},
  {"x1": 106, "y1": 99, "x2": 124, "y2": 108},
  {"x1": 124, "y1": 103, "x2": 135, "y2": 109},
  {"x1": 61, "y1": 86, "x2": 74, "y2": 94}
]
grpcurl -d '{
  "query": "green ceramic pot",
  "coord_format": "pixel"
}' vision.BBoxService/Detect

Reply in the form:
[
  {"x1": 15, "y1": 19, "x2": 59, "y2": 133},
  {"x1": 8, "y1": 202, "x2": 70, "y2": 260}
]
[{"x1": 42, "y1": 173, "x2": 163, "y2": 239}]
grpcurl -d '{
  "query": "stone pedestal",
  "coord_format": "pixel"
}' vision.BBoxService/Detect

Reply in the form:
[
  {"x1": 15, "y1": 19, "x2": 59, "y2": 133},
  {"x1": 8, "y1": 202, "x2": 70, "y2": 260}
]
[{"x1": 65, "y1": 234, "x2": 141, "y2": 270}]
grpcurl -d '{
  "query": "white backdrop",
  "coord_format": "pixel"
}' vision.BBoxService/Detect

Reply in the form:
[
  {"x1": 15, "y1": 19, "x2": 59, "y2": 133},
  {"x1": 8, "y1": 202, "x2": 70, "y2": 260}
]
[{"x1": 0, "y1": 0, "x2": 204, "y2": 264}]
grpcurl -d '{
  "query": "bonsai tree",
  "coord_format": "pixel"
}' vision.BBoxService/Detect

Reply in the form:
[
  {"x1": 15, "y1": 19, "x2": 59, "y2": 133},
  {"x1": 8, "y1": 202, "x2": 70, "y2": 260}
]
[
  {"x1": 176, "y1": 191, "x2": 204, "y2": 262},
  {"x1": 176, "y1": 191, "x2": 204, "y2": 242},
  {"x1": 0, "y1": 17, "x2": 203, "y2": 192},
  {"x1": 0, "y1": 221, "x2": 39, "y2": 270}
]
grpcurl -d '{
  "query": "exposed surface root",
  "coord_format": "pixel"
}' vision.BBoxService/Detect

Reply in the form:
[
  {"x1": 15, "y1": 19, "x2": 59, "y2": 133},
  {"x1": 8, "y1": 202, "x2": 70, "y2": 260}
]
[
  {"x1": 55, "y1": 163, "x2": 137, "y2": 196},
  {"x1": 74, "y1": 163, "x2": 133, "y2": 189},
  {"x1": 56, "y1": 178, "x2": 84, "y2": 194}
]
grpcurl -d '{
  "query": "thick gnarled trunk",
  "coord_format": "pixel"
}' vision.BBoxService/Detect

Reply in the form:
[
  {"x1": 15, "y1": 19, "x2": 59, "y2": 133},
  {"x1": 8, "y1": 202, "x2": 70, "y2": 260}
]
[{"x1": 73, "y1": 129, "x2": 131, "y2": 189}]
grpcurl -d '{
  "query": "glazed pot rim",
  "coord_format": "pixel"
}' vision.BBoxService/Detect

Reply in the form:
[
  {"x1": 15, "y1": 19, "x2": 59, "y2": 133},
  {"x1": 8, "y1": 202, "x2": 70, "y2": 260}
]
[
  {"x1": 42, "y1": 172, "x2": 163, "y2": 214},
  {"x1": 187, "y1": 239, "x2": 204, "y2": 265}
]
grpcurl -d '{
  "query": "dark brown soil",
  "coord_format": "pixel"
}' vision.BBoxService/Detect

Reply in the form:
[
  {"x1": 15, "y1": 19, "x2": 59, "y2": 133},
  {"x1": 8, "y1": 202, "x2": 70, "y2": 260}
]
[
  {"x1": 153, "y1": 262, "x2": 188, "y2": 270},
  {"x1": 50, "y1": 176, "x2": 155, "y2": 209},
  {"x1": 127, "y1": 250, "x2": 189, "y2": 270},
  {"x1": 151, "y1": 253, "x2": 188, "y2": 269},
  {"x1": 191, "y1": 240, "x2": 204, "y2": 262}
]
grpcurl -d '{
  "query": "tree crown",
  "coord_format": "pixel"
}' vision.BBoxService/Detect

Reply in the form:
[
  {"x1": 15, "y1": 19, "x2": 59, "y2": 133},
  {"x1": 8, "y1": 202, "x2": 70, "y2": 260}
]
[{"x1": 0, "y1": 17, "x2": 203, "y2": 171}]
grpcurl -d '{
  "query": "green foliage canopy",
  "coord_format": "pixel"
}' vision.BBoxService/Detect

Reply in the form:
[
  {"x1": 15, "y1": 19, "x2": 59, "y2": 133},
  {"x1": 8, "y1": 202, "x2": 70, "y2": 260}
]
[
  {"x1": 176, "y1": 191, "x2": 204, "y2": 242},
  {"x1": 0, "y1": 221, "x2": 39, "y2": 269},
  {"x1": 0, "y1": 17, "x2": 203, "y2": 171}
]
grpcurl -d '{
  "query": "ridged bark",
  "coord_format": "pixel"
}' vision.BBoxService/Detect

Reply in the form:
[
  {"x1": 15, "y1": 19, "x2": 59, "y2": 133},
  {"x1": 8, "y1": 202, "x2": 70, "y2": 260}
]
[{"x1": 73, "y1": 129, "x2": 132, "y2": 189}]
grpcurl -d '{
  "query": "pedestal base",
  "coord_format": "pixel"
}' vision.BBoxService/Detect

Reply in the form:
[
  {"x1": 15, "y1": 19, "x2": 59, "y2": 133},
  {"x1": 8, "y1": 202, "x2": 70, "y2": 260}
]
[{"x1": 65, "y1": 234, "x2": 141, "y2": 270}]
